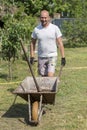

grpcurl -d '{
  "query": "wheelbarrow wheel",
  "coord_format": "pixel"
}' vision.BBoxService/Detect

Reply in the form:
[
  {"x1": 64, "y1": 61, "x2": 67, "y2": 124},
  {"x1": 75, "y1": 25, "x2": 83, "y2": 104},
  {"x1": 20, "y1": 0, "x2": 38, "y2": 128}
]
[{"x1": 32, "y1": 101, "x2": 39, "y2": 123}]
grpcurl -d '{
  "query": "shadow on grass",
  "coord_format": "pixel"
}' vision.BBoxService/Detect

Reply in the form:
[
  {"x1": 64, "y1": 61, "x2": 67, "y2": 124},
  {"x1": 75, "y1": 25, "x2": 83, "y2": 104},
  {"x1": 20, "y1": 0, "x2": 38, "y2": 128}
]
[
  {"x1": 7, "y1": 88, "x2": 15, "y2": 93},
  {"x1": 2, "y1": 103, "x2": 29, "y2": 124},
  {"x1": 2, "y1": 103, "x2": 28, "y2": 118},
  {"x1": 2, "y1": 103, "x2": 39, "y2": 126},
  {"x1": 0, "y1": 73, "x2": 18, "y2": 81}
]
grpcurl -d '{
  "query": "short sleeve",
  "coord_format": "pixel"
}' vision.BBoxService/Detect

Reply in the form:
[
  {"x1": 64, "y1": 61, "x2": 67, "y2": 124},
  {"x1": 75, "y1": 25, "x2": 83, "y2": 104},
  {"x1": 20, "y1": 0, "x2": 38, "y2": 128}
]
[
  {"x1": 31, "y1": 29, "x2": 37, "y2": 39},
  {"x1": 55, "y1": 26, "x2": 62, "y2": 38}
]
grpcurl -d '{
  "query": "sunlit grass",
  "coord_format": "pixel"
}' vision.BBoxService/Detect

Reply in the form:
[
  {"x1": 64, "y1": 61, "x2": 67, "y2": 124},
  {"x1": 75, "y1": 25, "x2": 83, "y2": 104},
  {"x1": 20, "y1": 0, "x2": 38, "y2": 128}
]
[{"x1": 0, "y1": 47, "x2": 87, "y2": 130}]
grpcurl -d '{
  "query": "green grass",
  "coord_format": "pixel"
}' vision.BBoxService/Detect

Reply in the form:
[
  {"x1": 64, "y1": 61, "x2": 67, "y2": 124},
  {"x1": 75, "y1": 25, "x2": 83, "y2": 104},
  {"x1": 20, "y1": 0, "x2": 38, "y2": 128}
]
[{"x1": 0, "y1": 47, "x2": 87, "y2": 130}]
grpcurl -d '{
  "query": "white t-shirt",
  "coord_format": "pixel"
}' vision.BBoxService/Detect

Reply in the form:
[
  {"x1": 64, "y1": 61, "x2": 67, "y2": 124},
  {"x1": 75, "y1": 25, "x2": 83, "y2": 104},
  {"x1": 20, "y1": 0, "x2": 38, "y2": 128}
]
[{"x1": 31, "y1": 23, "x2": 62, "y2": 57}]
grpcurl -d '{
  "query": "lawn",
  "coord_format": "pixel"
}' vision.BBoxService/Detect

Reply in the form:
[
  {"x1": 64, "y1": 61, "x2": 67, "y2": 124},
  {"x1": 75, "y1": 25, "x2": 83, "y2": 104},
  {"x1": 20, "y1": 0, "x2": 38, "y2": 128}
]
[{"x1": 0, "y1": 47, "x2": 87, "y2": 130}]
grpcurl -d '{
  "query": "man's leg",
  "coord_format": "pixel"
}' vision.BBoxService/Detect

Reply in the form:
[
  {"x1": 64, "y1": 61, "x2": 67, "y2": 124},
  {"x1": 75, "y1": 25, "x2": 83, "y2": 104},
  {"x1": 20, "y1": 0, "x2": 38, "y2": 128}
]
[
  {"x1": 48, "y1": 57, "x2": 57, "y2": 77},
  {"x1": 48, "y1": 72, "x2": 54, "y2": 77},
  {"x1": 38, "y1": 58, "x2": 48, "y2": 76}
]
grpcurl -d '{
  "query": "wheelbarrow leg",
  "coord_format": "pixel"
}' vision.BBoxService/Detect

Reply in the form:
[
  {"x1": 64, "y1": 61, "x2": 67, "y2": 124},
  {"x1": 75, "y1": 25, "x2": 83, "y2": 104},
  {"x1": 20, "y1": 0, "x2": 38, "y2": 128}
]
[
  {"x1": 38, "y1": 94, "x2": 43, "y2": 123},
  {"x1": 12, "y1": 94, "x2": 17, "y2": 105},
  {"x1": 28, "y1": 94, "x2": 31, "y2": 122}
]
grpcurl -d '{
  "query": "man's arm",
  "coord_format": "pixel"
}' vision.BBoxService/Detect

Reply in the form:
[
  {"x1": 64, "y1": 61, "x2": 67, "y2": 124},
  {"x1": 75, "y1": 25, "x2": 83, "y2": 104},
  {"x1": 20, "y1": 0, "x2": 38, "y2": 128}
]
[
  {"x1": 56, "y1": 37, "x2": 66, "y2": 66},
  {"x1": 30, "y1": 38, "x2": 36, "y2": 64},
  {"x1": 30, "y1": 38, "x2": 36, "y2": 57}
]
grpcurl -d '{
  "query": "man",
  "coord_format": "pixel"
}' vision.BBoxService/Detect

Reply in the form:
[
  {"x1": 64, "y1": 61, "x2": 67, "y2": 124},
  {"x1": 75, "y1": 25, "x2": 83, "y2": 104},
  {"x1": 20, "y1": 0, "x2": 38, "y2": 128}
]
[{"x1": 30, "y1": 10, "x2": 66, "y2": 77}]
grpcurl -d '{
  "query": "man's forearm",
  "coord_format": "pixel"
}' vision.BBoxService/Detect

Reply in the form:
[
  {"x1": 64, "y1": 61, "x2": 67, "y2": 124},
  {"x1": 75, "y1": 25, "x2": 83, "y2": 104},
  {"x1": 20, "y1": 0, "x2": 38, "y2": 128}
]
[
  {"x1": 59, "y1": 44, "x2": 65, "y2": 58},
  {"x1": 30, "y1": 38, "x2": 36, "y2": 57},
  {"x1": 30, "y1": 43, "x2": 35, "y2": 57},
  {"x1": 57, "y1": 37, "x2": 65, "y2": 58}
]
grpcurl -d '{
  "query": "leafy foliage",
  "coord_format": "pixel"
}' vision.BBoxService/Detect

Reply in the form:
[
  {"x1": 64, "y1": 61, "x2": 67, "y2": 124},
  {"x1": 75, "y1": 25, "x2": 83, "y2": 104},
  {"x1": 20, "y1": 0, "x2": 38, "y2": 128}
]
[
  {"x1": 62, "y1": 18, "x2": 87, "y2": 47},
  {"x1": 1, "y1": 12, "x2": 37, "y2": 61},
  {"x1": 0, "y1": 11, "x2": 37, "y2": 80},
  {"x1": 0, "y1": 0, "x2": 87, "y2": 18}
]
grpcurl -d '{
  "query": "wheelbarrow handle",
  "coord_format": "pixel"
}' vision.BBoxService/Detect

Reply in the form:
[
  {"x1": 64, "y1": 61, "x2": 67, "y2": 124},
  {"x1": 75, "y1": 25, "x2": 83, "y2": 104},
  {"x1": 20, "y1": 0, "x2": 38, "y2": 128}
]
[
  {"x1": 57, "y1": 65, "x2": 64, "y2": 81},
  {"x1": 20, "y1": 39, "x2": 40, "y2": 92}
]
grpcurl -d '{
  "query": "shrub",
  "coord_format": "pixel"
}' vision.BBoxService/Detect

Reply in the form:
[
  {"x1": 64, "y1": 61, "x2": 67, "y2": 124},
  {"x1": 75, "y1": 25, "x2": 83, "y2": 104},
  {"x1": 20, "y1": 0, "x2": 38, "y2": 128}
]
[{"x1": 62, "y1": 18, "x2": 87, "y2": 47}]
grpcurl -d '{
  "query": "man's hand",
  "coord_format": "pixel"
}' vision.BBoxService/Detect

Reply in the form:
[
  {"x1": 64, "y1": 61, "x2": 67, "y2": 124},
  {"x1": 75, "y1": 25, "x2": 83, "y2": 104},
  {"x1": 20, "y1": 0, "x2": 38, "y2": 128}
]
[
  {"x1": 61, "y1": 57, "x2": 66, "y2": 66},
  {"x1": 30, "y1": 57, "x2": 34, "y2": 65}
]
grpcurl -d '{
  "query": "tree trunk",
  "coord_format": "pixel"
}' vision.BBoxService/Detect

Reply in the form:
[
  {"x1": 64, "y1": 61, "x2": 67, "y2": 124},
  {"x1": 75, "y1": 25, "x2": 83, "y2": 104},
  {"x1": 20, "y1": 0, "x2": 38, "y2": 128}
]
[{"x1": 8, "y1": 59, "x2": 12, "y2": 81}]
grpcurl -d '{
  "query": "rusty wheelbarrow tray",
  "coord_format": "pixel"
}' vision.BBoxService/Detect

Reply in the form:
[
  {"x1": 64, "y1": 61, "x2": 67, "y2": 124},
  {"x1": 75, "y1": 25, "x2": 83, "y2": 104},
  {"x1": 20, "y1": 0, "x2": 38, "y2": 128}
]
[{"x1": 13, "y1": 76, "x2": 58, "y2": 125}]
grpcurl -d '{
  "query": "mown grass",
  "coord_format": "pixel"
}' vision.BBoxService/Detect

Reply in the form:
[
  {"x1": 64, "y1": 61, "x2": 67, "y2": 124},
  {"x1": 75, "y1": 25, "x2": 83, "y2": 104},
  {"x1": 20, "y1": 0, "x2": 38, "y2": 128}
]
[{"x1": 0, "y1": 47, "x2": 87, "y2": 130}]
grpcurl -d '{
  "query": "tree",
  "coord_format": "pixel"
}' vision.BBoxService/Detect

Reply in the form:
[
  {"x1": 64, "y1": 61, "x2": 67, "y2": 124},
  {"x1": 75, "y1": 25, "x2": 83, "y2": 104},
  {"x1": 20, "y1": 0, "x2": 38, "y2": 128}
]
[
  {"x1": 1, "y1": 0, "x2": 87, "y2": 18},
  {"x1": 1, "y1": 13, "x2": 37, "y2": 80}
]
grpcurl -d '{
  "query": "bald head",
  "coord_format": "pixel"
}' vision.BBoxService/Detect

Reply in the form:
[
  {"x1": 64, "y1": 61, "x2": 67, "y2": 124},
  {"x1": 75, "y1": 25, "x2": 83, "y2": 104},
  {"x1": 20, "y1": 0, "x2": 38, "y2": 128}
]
[
  {"x1": 40, "y1": 10, "x2": 50, "y2": 27},
  {"x1": 40, "y1": 10, "x2": 49, "y2": 17}
]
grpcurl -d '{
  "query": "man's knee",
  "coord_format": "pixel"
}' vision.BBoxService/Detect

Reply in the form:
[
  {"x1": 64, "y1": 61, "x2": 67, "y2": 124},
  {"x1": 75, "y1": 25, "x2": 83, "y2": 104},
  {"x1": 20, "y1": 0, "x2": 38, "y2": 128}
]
[{"x1": 48, "y1": 72, "x2": 54, "y2": 77}]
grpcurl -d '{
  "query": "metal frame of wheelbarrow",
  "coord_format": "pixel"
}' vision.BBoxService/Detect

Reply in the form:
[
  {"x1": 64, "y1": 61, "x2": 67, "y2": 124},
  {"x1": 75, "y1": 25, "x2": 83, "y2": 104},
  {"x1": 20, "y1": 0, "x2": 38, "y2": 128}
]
[
  {"x1": 13, "y1": 76, "x2": 58, "y2": 125},
  {"x1": 12, "y1": 39, "x2": 63, "y2": 125}
]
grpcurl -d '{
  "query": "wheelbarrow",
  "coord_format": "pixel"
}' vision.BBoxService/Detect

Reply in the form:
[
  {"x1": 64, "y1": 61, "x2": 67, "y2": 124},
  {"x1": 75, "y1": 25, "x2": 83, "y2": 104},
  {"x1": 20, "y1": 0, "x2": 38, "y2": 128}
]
[
  {"x1": 13, "y1": 76, "x2": 59, "y2": 125},
  {"x1": 13, "y1": 39, "x2": 63, "y2": 125}
]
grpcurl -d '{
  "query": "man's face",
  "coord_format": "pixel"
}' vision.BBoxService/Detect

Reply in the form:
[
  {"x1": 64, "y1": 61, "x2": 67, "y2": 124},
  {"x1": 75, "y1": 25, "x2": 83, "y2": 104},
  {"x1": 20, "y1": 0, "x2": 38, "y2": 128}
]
[{"x1": 40, "y1": 11, "x2": 50, "y2": 27}]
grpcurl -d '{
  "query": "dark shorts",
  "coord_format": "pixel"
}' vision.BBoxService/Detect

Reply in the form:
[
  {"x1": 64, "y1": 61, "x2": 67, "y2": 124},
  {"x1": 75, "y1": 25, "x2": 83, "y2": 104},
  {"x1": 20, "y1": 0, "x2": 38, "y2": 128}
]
[{"x1": 38, "y1": 56, "x2": 57, "y2": 76}]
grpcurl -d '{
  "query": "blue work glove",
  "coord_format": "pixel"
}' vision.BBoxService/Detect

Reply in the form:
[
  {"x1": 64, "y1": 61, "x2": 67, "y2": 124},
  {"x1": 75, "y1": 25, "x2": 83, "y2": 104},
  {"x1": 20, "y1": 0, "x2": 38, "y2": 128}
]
[{"x1": 61, "y1": 57, "x2": 66, "y2": 66}]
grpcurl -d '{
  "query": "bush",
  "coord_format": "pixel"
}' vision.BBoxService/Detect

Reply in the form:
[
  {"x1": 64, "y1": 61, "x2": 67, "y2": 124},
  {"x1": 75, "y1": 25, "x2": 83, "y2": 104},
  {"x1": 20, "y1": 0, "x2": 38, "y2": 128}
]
[{"x1": 62, "y1": 18, "x2": 87, "y2": 47}]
